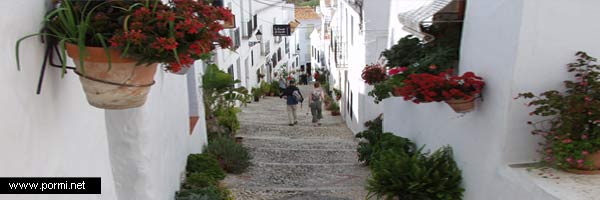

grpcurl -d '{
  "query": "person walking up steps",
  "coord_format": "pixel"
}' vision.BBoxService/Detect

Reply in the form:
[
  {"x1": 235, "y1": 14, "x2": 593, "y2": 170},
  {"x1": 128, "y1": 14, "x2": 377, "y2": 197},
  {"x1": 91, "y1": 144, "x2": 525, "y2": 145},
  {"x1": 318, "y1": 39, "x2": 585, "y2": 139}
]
[
  {"x1": 309, "y1": 82, "x2": 325, "y2": 126},
  {"x1": 280, "y1": 80, "x2": 303, "y2": 126}
]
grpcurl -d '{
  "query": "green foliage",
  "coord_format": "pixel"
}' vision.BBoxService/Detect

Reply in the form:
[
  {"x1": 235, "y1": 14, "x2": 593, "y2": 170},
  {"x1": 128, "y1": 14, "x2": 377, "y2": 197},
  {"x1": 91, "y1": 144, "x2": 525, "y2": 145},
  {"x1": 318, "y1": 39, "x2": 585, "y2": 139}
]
[
  {"x1": 175, "y1": 185, "x2": 233, "y2": 200},
  {"x1": 185, "y1": 154, "x2": 226, "y2": 181},
  {"x1": 333, "y1": 88, "x2": 342, "y2": 99},
  {"x1": 368, "y1": 82, "x2": 394, "y2": 104},
  {"x1": 517, "y1": 52, "x2": 600, "y2": 169},
  {"x1": 203, "y1": 64, "x2": 237, "y2": 91},
  {"x1": 367, "y1": 146, "x2": 464, "y2": 200},
  {"x1": 270, "y1": 81, "x2": 281, "y2": 96},
  {"x1": 328, "y1": 101, "x2": 339, "y2": 111},
  {"x1": 382, "y1": 36, "x2": 425, "y2": 68},
  {"x1": 215, "y1": 107, "x2": 241, "y2": 133},
  {"x1": 183, "y1": 172, "x2": 218, "y2": 189},
  {"x1": 294, "y1": 0, "x2": 319, "y2": 7},
  {"x1": 206, "y1": 136, "x2": 252, "y2": 174},
  {"x1": 260, "y1": 81, "x2": 270, "y2": 95}
]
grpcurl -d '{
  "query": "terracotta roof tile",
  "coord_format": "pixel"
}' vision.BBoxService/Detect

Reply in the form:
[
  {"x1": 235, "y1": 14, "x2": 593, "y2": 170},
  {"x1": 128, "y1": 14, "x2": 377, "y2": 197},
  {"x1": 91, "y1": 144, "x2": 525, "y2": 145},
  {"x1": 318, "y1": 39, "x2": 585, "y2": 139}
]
[{"x1": 295, "y1": 6, "x2": 320, "y2": 20}]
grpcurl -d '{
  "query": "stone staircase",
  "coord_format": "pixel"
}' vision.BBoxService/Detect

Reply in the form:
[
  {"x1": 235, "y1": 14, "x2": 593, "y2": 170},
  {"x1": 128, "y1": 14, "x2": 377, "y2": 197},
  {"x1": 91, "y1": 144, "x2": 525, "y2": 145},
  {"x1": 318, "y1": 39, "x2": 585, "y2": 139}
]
[{"x1": 224, "y1": 85, "x2": 370, "y2": 200}]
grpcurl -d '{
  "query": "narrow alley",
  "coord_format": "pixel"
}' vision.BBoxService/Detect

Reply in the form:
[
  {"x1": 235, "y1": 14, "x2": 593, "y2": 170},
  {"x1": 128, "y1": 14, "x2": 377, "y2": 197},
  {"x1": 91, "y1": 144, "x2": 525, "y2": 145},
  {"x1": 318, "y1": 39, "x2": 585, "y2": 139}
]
[{"x1": 224, "y1": 85, "x2": 370, "y2": 200}]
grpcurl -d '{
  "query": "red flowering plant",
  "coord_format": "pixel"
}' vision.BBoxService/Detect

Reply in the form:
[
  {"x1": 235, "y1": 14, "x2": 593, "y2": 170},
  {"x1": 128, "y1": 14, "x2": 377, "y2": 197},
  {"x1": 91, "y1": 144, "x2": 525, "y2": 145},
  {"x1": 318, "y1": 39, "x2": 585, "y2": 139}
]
[
  {"x1": 110, "y1": 0, "x2": 233, "y2": 73},
  {"x1": 517, "y1": 52, "x2": 600, "y2": 170},
  {"x1": 396, "y1": 69, "x2": 485, "y2": 104},
  {"x1": 361, "y1": 64, "x2": 388, "y2": 85}
]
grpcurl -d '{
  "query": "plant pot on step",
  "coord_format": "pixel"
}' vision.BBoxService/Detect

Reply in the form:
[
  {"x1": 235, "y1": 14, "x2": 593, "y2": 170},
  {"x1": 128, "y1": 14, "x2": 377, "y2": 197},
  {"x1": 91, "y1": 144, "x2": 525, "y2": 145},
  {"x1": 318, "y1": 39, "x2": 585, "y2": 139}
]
[
  {"x1": 565, "y1": 151, "x2": 600, "y2": 174},
  {"x1": 235, "y1": 136, "x2": 243, "y2": 144},
  {"x1": 331, "y1": 111, "x2": 340, "y2": 116},
  {"x1": 66, "y1": 43, "x2": 158, "y2": 109},
  {"x1": 445, "y1": 97, "x2": 475, "y2": 113}
]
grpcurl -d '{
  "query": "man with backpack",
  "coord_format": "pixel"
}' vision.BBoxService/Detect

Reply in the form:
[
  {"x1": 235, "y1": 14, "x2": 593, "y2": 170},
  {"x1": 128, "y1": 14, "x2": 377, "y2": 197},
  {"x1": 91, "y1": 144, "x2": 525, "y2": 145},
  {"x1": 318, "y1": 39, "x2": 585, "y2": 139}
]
[
  {"x1": 308, "y1": 82, "x2": 325, "y2": 126},
  {"x1": 280, "y1": 80, "x2": 303, "y2": 126}
]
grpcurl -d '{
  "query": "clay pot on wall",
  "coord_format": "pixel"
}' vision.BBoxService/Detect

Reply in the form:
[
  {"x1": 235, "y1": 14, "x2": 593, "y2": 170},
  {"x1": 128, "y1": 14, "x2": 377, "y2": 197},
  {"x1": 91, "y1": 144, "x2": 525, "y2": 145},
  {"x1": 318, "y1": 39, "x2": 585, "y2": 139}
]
[
  {"x1": 66, "y1": 43, "x2": 158, "y2": 109},
  {"x1": 567, "y1": 151, "x2": 600, "y2": 174},
  {"x1": 445, "y1": 98, "x2": 475, "y2": 113}
]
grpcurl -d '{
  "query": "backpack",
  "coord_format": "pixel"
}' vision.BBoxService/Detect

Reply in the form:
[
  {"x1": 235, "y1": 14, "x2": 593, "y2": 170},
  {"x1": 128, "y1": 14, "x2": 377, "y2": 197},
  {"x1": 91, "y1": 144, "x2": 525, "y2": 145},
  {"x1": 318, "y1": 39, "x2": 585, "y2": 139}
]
[
  {"x1": 292, "y1": 90, "x2": 303, "y2": 103},
  {"x1": 311, "y1": 90, "x2": 322, "y2": 102}
]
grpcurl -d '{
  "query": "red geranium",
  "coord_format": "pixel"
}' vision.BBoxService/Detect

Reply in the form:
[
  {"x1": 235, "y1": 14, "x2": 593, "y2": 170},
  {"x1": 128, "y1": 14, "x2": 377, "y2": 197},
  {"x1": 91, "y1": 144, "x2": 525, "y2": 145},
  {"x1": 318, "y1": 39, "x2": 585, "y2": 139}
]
[
  {"x1": 110, "y1": 0, "x2": 233, "y2": 73},
  {"x1": 396, "y1": 69, "x2": 485, "y2": 104},
  {"x1": 361, "y1": 63, "x2": 387, "y2": 85}
]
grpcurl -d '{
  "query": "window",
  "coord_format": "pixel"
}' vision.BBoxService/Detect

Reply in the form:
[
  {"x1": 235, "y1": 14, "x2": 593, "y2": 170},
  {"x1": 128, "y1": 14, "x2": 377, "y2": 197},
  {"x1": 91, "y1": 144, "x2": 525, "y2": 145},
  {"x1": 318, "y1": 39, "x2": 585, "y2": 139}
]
[
  {"x1": 251, "y1": 50, "x2": 254, "y2": 66},
  {"x1": 351, "y1": 16, "x2": 354, "y2": 45},
  {"x1": 277, "y1": 48, "x2": 282, "y2": 61},
  {"x1": 228, "y1": 65, "x2": 234, "y2": 77},
  {"x1": 230, "y1": 28, "x2": 240, "y2": 49},
  {"x1": 253, "y1": 14, "x2": 258, "y2": 31}
]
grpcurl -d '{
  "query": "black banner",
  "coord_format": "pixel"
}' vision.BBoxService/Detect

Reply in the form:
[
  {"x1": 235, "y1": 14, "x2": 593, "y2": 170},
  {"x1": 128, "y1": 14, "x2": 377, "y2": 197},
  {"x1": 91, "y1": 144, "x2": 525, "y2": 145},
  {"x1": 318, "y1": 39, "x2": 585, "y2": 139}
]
[
  {"x1": 0, "y1": 177, "x2": 101, "y2": 194},
  {"x1": 273, "y1": 24, "x2": 291, "y2": 36}
]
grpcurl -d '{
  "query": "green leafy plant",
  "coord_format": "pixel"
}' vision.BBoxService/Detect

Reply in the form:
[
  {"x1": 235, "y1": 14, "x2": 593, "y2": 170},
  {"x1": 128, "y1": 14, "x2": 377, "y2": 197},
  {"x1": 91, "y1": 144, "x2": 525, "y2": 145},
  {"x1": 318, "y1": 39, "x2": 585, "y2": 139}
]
[
  {"x1": 182, "y1": 172, "x2": 218, "y2": 189},
  {"x1": 517, "y1": 52, "x2": 600, "y2": 170},
  {"x1": 215, "y1": 107, "x2": 241, "y2": 133},
  {"x1": 260, "y1": 81, "x2": 270, "y2": 96},
  {"x1": 328, "y1": 101, "x2": 339, "y2": 112},
  {"x1": 367, "y1": 146, "x2": 464, "y2": 200},
  {"x1": 270, "y1": 81, "x2": 281, "y2": 96},
  {"x1": 175, "y1": 185, "x2": 233, "y2": 200},
  {"x1": 333, "y1": 88, "x2": 342, "y2": 99},
  {"x1": 185, "y1": 154, "x2": 226, "y2": 181},
  {"x1": 206, "y1": 136, "x2": 252, "y2": 174}
]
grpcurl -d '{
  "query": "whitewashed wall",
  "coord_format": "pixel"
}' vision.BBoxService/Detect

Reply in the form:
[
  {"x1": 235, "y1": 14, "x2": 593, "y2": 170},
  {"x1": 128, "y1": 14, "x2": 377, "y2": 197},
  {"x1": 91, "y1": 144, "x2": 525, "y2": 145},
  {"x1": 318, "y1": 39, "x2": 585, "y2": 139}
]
[
  {"x1": 0, "y1": 1, "x2": 206, "y2": 200},
  {"x1": 383, "y1": 0, "x2": 600, "y2": 199}
]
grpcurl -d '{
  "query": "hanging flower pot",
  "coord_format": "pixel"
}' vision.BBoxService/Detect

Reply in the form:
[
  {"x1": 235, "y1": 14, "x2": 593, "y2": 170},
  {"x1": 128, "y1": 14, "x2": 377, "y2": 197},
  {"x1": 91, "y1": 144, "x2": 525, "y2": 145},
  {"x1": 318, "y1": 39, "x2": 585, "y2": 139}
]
[
  {"x1": 66, "y1": 43, "x2": 157, "y2": 109},
  {"x1": 445, "y1": 97, "x2": 475, "y2": 113}
]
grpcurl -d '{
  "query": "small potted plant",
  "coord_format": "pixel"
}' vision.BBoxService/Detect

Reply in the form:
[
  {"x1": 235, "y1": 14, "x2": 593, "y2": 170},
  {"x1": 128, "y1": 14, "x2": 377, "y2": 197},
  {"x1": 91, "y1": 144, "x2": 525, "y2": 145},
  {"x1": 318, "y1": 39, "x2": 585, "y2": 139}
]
[
  {"x1": 517, "y1": 52, "x2": 600, "y2": 174},
  {"x1": 16, "y1": 0, "x2": 232, "y2": 109},
  {"x1": 395, "y1": 69, "x2": 485, "y2": 113},
  {"x1": 361, "y1": 63, "x2": 387, "y2": 85},
  {"x1": 329, "y1": 101, "x2": 340, "y2": 116},
  {"x1": 333, "y1": 88, "x2": 342, "y2": 101},
  {"x1": 252, "y1": 88, "x2": 262, "y2": 102}
]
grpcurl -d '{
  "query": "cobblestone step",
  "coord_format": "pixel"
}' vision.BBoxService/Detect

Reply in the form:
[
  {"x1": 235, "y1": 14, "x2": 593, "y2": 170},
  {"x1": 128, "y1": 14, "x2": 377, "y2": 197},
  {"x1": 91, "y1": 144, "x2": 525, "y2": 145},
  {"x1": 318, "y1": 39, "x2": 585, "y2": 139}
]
[
  {"x1": 238, "y1": 123, "x2": 352, "y2": 139},
  {"x1": 225, "y1": 162, "x2": 369, "y2": 189},
  {"x1": 250, "y1": 148, "x2": 359, "y2": 164},
  {"x1": 242, "y1": 137, "x2": 358, "y2": 150},
  {"x1": 229, "y1": 187, "x2": 367, "y2": 200},
  {"x1": 225, "y1": 85, "x2": 369, "y2": 200}
]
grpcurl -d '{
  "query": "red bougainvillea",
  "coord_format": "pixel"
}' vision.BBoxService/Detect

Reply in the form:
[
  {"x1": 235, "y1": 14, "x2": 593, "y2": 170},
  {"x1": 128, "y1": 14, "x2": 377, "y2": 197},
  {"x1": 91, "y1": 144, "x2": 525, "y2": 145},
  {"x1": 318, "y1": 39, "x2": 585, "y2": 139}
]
[
  {"x1": 361, "y1": 64, "x2": 388, "y2": 85},
  {"x1": 395, "y1": 69, "x2": 485, "y2": 104},
  {"x1": 110, "y1": 0, "x2": 232, "y2": 73}
]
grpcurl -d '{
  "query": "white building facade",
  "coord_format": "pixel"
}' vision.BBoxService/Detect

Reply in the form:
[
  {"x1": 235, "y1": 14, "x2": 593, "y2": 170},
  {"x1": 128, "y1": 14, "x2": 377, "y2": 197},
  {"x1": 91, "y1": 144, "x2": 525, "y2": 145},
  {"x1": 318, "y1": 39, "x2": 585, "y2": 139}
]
[
  {"x1": 0, "y1": 1, "x2": 211, "y2": 200},
  {"x1": 214, "y1": 0, "x2": 297, "y2": 88},
  {"x1": 325, "y1": 0, "x2": 390, "y2": 133},
  {"x1": 382, "y1": 0, "x2": 600, "y2": 199}
]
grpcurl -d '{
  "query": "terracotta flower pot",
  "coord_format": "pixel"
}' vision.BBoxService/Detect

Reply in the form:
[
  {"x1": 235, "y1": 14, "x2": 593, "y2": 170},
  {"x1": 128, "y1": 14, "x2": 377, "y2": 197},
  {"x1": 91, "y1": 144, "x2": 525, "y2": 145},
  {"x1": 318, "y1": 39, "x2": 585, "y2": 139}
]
[
  {"x1": 445, "y1": 98, "x2": 475, "y2": 113},
  {"x1": 66, "y1": 43, "x2": 158, "y2": 109},
  {"x1": 567, "y1": 151, "x2": 600, "y2": 174},
  {"x1": 393, "y1": 87, "x2": 403, "y2": 97},
  {"x1": 235, "y1": 136, "x2": 243, "y2": 144},
  {"x1": 331, "y1": 111, "x2": 340, "y2": 116}
]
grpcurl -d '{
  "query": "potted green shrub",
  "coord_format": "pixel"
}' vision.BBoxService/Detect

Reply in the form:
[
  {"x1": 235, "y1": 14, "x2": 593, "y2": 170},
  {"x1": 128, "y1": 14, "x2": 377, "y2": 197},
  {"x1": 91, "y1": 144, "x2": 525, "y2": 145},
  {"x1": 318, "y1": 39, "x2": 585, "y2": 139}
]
[
  {"x1": 252, "y1": 88, "x2": 262, "y2": 102},
  {"x1": 518, "y1": 52, "x2": 600, "y2": 174},
  {"x1": 16, "y1": 0, "x2": 232, "y2": 109},
  {"x1": 329, "y1": 101, "x2": 340, "y2": 116}
]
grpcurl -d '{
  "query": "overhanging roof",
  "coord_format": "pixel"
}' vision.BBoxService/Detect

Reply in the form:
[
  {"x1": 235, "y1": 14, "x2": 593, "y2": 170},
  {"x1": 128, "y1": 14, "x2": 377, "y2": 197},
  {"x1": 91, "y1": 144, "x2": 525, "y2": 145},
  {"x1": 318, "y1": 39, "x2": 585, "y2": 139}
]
[{"x1": 397, "y1": 0, "x2": 453, "y2": 42}]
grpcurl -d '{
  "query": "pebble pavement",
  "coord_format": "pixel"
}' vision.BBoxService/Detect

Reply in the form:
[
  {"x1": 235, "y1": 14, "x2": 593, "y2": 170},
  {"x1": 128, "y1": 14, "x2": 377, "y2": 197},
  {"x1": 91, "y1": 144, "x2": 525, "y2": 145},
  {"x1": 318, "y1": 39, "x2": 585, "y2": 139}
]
[{"x1": 224, "y1": 85, "x2": 370, "y2": 200}]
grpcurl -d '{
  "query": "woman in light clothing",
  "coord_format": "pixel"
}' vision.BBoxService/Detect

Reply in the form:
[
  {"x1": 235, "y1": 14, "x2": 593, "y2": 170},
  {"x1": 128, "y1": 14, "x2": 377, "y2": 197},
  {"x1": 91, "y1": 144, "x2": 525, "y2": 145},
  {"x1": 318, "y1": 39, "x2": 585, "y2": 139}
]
[{"x1": 308, "y1": 82, "x2": 325, "y2": 125}]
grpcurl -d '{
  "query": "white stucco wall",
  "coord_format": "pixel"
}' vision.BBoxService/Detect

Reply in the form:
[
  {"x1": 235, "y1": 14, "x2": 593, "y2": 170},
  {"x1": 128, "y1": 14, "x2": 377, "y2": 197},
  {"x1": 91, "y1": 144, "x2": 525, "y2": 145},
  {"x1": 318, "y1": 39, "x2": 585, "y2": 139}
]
[
  {"x1": 0, "y1": 1, "x2": 207, "y2": 199},
  {"x1": 383, "y1": 0, "x2": 600, "y2": 199}
]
